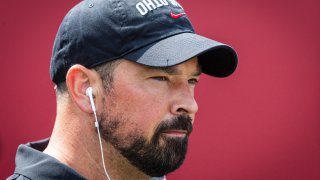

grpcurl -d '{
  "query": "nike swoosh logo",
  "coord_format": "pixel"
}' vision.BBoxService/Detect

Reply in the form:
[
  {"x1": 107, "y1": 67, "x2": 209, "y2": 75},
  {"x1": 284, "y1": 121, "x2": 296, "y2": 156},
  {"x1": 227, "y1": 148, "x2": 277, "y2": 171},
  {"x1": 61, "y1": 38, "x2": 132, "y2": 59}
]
[{"x1": 170, "y1": 12, "x2": 186, "y2": 19}]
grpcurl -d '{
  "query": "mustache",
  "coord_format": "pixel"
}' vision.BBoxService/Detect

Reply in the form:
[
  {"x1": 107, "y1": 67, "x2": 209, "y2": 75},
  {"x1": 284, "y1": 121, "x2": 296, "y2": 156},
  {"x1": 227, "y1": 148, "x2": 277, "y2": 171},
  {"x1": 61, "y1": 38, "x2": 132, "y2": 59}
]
[{"x1": 155, "y1": 115, "x2": 193, "y2": 136}]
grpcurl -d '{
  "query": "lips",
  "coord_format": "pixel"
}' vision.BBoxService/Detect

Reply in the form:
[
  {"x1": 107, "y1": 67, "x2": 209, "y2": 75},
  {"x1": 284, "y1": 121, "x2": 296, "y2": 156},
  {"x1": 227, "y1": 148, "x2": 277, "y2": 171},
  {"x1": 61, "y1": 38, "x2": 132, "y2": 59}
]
[
  {"x1": 162, "y1": 129, "x2": 189, "y2": 137},
  {"x1": 163, "y1": 129, "x2": 188, "y2": 134}
]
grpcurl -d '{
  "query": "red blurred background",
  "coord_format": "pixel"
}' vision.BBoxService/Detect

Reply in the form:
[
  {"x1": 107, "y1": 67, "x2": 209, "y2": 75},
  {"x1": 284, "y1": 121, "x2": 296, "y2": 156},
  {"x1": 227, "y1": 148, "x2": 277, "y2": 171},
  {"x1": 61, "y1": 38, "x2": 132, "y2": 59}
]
[{"x1": 1, "y1": 0, "x2": 319, "y2": 179}]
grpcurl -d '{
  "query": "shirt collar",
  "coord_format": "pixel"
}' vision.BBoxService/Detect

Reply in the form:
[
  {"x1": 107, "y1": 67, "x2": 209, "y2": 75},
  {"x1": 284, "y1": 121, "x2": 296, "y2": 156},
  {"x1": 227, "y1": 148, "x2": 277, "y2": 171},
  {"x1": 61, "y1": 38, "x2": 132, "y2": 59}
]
[{"x1": 14, "y1": 138, "x2": 86, "y2": 179}]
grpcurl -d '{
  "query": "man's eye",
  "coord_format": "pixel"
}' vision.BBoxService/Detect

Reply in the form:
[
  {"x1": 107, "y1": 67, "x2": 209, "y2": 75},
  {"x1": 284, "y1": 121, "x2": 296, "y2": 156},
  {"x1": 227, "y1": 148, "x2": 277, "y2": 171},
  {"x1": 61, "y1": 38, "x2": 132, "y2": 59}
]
[
  {"x1": 188, "y1": 78, "x2": 199, "y2": 85},
  {"x1": 151, "y1": 76, "x2": 169, "y2": 81}
]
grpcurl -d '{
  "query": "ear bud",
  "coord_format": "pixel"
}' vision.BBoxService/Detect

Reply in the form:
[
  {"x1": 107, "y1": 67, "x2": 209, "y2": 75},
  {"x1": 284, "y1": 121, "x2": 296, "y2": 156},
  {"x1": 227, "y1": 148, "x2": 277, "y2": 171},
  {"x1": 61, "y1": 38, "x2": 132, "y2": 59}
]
[{"x1": 86, "y1": 87, "x2": 96, "y2": 112}]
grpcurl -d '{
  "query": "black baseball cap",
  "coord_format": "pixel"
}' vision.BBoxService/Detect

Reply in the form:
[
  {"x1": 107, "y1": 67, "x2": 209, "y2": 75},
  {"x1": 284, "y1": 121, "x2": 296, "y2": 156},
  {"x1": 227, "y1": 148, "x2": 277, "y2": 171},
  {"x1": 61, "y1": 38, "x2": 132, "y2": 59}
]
[{"x1": 50, "y1": 0, "x2": 238, "y2": 84}]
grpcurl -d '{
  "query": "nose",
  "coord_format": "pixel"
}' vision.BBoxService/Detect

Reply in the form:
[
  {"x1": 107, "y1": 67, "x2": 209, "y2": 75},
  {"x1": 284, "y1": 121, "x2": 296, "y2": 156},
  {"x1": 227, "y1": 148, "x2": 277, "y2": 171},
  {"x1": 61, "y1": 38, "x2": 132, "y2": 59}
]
[{"x1": 170, "y1": 84, "x2": 198, "y2": 116}]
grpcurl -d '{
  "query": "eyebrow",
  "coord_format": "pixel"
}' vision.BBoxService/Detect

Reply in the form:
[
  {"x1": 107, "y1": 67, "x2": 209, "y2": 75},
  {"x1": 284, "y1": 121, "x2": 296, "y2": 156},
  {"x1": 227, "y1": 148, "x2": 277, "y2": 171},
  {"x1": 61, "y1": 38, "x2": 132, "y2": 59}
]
[{"x1": 151, "y1": 64, "x2": 202, "y2": 76}]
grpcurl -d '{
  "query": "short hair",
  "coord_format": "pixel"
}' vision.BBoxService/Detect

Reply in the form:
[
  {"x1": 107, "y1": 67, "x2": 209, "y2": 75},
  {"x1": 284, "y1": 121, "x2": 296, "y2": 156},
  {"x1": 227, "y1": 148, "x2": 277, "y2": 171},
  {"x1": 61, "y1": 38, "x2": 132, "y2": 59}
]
[{"x1": 56, "y1": 60, "x2": 122, "y2": 96}]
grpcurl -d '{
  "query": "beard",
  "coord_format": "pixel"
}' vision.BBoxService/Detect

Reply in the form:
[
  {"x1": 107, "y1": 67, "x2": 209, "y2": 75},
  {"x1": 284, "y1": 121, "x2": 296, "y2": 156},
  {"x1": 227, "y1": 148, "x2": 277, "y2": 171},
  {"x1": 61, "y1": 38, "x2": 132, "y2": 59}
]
[{"x1": 99, "y1": 111, "x2": 193, "y2": 177}]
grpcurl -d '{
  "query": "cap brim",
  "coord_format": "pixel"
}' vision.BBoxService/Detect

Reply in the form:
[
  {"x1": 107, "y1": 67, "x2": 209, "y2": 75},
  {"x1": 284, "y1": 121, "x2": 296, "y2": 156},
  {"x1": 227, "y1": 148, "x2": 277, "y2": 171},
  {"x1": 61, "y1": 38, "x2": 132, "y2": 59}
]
[{"x1": 124, "y1": 32, "x2": 238, "y2": 77}]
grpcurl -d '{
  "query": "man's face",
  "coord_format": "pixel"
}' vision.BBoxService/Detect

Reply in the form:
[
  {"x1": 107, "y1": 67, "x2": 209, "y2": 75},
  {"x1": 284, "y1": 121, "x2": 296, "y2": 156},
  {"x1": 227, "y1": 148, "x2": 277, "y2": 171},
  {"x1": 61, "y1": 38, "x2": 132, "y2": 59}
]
[{"x1": 99, "y1": 58, "x2": 200, "y2": 177}]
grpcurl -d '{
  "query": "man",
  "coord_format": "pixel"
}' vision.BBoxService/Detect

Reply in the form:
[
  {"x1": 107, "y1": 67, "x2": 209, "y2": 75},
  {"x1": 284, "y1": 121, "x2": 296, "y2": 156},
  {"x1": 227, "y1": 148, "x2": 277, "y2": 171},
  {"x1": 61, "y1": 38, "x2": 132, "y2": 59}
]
[{"x1": 9, "y1": 0, "x2": 237, "y2": 179}]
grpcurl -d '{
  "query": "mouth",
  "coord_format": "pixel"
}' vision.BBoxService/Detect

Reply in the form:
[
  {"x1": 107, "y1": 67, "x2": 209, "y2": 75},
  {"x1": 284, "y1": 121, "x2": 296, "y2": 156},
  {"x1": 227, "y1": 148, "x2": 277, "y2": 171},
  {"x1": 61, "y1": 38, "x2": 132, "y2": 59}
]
[{"x1": 161, "y1": 129, "x2": 189, "y2": 138}]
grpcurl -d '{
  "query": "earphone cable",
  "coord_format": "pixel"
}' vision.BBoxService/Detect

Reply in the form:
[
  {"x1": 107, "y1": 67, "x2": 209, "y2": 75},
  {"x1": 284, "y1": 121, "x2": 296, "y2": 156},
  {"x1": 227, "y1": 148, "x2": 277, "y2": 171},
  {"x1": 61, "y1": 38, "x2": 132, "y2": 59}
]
[{"x1": 93, "y1": 110, "x2": 111, "y2": 180}]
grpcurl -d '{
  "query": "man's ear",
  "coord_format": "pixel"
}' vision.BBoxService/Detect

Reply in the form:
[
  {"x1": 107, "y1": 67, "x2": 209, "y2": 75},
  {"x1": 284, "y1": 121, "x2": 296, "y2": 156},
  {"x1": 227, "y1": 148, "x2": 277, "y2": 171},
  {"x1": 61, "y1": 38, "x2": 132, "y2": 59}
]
[{"x1": 65, "y1": 64, "x2": 99, "y2": 113}]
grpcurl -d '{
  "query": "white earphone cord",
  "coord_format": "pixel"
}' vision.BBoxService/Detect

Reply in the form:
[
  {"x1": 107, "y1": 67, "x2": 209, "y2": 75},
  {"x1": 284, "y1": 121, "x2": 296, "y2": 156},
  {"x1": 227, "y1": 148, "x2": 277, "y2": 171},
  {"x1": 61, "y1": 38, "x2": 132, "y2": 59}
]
[{"x1": 93, "y1": 110, "x2": 111, "y2": 180}]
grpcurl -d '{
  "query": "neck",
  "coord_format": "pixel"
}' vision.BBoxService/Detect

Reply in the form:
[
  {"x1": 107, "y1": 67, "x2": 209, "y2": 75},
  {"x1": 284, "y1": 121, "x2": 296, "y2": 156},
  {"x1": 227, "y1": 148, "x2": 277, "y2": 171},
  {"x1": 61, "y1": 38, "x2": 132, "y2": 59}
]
[{"x1": 44, "y1": 103, "x2": 151, "y2": 180}]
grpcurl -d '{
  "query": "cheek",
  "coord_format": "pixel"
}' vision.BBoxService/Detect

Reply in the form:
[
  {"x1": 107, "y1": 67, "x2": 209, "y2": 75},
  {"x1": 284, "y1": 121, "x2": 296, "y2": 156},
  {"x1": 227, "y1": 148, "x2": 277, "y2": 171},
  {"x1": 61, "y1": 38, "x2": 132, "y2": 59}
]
[{"x1": 106, "y1": 82, "x2": 168, "y2": 138}]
